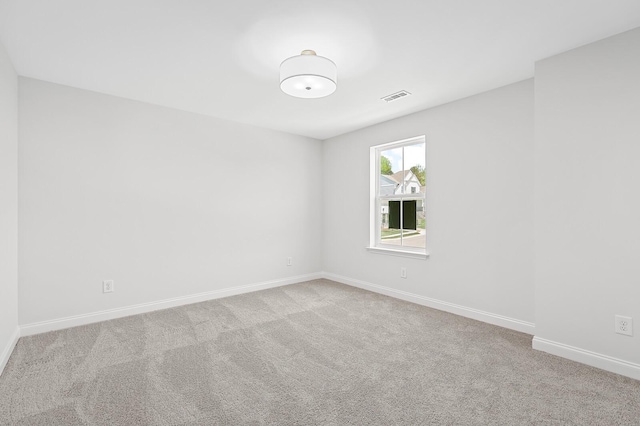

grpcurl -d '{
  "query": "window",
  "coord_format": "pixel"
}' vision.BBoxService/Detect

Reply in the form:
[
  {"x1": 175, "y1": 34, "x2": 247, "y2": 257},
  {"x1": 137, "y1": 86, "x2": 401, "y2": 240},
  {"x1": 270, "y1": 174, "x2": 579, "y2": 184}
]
[{"x1": 369, "y1": 136, "x2": 427, "y2": 258}]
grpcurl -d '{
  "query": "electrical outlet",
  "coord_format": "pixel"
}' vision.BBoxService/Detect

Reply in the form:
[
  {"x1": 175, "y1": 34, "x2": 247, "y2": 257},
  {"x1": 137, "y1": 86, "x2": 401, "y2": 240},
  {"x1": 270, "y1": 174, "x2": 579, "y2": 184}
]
[
  {"x1": 400, "y1": 267, "x2": 407, "y2": 279},
  {"x1": 103, "y1": 280, "x2": 114, "y2": 293},
  {"x1": 287, "y1": 257, "x2": 292, "y2": 266},
  {"x1": 615, "y1": 315, "x2": 633, "y2": 336}
]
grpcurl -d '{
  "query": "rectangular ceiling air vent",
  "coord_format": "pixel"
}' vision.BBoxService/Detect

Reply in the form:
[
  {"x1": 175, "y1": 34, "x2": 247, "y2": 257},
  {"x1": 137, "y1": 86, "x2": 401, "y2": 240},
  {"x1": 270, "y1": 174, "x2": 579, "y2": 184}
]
[{"x1": 381, "y1": 90, "x2": 411, "y2": 102}]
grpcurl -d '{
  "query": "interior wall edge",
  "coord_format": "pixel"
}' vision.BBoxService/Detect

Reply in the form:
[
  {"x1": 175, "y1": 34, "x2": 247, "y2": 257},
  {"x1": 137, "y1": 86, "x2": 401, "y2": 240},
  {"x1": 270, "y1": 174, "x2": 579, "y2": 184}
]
[
  {"x1": 321, "y1": 272, "x2": 535, "y2": 335},
  {"x1": 532, "y1": 337, "x2": 640, "y2": 381},
  {"x1": 0, "y1": 327, "x2": 20, "y2": 376},
  {"x1": 19, "y1": 272, "x2": 323, "y2": 337}
]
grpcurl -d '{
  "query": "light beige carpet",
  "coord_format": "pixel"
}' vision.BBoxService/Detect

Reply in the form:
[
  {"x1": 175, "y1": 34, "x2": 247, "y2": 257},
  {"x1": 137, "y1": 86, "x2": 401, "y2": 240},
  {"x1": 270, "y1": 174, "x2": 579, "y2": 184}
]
[{"x1": 0, "y1": 279, "x2": 639, "y2": 425}]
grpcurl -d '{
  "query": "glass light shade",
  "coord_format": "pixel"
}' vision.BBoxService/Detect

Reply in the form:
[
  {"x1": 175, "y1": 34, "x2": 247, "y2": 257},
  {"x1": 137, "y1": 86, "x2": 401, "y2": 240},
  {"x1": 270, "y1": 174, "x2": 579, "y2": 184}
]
[{"x1": 280, "y1": 52, "x2": 337, "y2": 99}]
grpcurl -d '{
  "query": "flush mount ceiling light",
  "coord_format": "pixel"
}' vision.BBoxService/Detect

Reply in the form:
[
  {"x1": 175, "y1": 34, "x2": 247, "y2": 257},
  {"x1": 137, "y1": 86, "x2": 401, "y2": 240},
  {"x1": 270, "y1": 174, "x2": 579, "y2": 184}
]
[{"x1": 280, "y1": 50, "x2": 337, "y2": 99}]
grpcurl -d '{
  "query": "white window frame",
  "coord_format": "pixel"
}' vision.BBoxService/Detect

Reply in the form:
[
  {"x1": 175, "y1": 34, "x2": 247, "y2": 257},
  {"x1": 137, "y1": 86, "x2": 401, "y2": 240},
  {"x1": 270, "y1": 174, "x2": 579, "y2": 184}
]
[{"x1": 367, "y1": 135, "x2": 428, "y2": 259}]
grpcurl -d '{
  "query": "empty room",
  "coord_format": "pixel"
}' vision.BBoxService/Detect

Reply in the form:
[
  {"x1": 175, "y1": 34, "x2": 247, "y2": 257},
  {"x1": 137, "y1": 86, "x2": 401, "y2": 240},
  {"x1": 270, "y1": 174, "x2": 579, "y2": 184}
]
[{"x1": 1, "y1": 1, "x2": 639, "y2": 424}]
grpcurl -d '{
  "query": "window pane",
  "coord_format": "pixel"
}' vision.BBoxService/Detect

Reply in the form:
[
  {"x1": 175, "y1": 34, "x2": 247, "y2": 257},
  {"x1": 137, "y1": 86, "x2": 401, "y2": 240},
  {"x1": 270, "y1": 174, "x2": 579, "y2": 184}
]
[
  {"x1": 379, "y1": 147, "x2": 402, "y2": 196},
  {"x1": 403, "y1": 198, "x2": 426, "y2": 249},
  {"x1": 380, "y1": 199, "x2": 399, "y2": 246},
  {"x1": 402, "y1": 142, "x2": 425, "y2": 195},
  {"x1": 380, "y1": 199, "x2": 401, "y2": 247}
]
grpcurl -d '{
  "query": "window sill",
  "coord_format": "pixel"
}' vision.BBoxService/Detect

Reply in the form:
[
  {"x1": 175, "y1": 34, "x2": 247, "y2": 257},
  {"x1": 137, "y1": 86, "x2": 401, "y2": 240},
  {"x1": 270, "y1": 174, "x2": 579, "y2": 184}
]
[{"x1": 366, "y1": 246, "x2": 429, "y2": 260}]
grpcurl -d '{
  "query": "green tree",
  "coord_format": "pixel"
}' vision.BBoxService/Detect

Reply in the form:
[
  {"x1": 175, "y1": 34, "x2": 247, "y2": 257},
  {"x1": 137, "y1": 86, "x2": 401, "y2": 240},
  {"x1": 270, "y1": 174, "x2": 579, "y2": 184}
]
[
  {"x1": 410, "y1": 164, "x2": 425, "y2": 186},
  {"x1": 381, "y1": 155, "x2": 393, "y2": 175}
]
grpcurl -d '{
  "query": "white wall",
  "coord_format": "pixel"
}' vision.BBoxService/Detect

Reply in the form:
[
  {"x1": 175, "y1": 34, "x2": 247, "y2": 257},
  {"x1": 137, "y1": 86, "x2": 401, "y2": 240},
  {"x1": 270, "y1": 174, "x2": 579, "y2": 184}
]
[
  {"x1": 323, "y1": 80, "x2": 535, "y2": 330},
  {"x1": 18, "y1": 78, "x2": 322, "y2": 326},
  {"x1": 0, "y1": 40, "x2": 19, "y2": 373},
  {"x1": 533, "y1": 27, "x2": 640, "y2": 374}
]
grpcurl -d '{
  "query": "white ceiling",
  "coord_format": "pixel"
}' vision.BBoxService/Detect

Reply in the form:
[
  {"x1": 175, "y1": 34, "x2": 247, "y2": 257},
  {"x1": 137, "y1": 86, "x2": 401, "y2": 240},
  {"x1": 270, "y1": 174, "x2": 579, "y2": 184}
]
[{"x1": 1, "y1": 1, "x2": 639, "y2": 140}]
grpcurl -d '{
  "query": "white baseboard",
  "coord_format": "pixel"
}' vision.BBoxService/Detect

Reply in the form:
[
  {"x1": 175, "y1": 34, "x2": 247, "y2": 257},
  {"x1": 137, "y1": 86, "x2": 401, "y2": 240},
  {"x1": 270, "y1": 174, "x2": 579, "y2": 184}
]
[
  {"x1": 0, "y1": 327, "x2": 20, "y2": 376},
  {"x1": 533, "y1": 336, "x2": 640, "y2": 380},
  {"x1": 20, "y1": 272, "x2": 323, "y2": 337},
  {"x1": 321, "y1": 272, "x2": 536, "y2": 335}
]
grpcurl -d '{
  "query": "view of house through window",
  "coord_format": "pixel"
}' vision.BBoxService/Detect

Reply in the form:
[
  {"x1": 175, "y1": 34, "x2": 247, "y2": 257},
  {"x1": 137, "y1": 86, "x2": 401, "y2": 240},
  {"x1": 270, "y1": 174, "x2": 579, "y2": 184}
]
[{"x1": 371, "y1": 136, "x2": 426, "y2": 253}]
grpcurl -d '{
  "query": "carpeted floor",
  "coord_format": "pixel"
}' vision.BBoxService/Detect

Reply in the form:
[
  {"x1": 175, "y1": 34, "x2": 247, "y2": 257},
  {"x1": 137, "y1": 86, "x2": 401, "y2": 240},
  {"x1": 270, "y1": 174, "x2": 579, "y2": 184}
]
[{"x1": 0, "y1": 279, "x2": 639, "y2": 425}]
